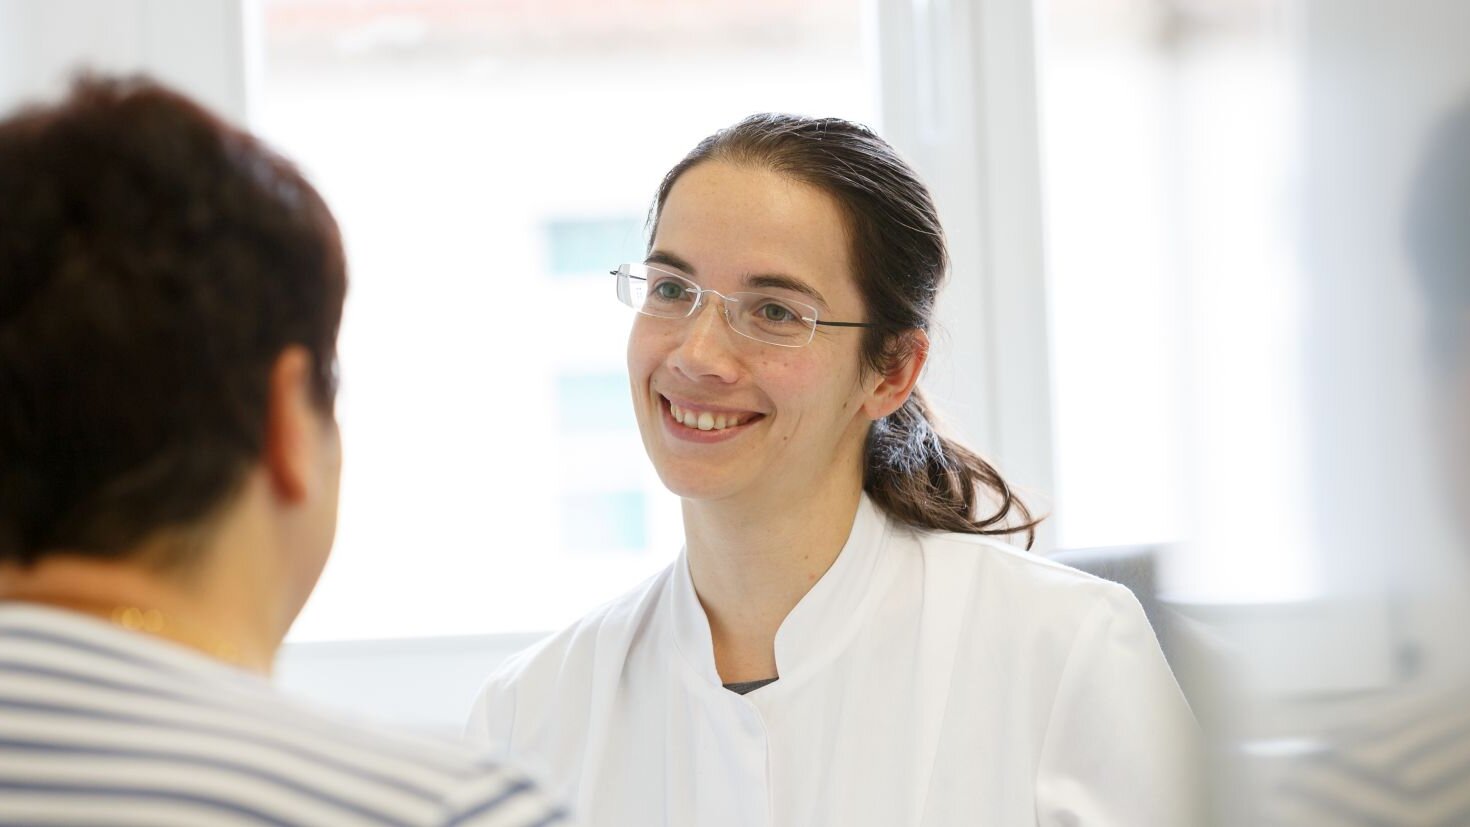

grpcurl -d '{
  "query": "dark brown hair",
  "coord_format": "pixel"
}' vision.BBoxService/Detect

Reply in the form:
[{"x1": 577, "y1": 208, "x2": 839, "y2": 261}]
[
  {"x1": 0, "y1": 75, "x2": 346, "y2": 566},
  {"x1": 651, "y1": 113, "x2": 1041, "y2": 547}
]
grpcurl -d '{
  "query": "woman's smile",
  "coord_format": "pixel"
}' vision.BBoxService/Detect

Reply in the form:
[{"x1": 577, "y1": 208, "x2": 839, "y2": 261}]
[{"x1": 659, "y1": 393, "x2": 766, "y2": 443}]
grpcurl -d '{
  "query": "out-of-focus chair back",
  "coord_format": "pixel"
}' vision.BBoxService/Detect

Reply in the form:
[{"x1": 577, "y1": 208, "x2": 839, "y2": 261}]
[{"x1": 1048, "y1": 544, "x2": 1163, "y2": 634}]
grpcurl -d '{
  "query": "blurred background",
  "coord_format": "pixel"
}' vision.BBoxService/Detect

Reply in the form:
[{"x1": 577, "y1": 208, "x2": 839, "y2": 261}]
[{"x1": 3, "y1": 0, "x2": 1467, "y2": 822}]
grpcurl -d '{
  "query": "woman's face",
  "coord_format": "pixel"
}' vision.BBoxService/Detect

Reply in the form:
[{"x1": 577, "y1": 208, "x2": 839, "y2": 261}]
[{"x1": 627, "y1": 161, "x2": 882, "y2": 505}]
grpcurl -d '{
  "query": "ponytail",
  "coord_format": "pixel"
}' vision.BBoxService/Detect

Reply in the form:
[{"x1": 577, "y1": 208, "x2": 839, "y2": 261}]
[{"x1": 863, "y1": 389, "x2": 1041, "y2": 549}]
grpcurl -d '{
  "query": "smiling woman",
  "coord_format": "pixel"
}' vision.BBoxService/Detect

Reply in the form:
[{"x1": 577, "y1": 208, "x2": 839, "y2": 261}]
[{"x1": 469, "y1": 114, "x2": 1202, "y2": 826}]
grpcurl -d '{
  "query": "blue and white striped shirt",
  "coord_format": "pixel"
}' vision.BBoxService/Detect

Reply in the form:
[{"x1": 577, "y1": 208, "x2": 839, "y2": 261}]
[{"x1": 0, "y1": 604, "x2": 568, "y2": 827}]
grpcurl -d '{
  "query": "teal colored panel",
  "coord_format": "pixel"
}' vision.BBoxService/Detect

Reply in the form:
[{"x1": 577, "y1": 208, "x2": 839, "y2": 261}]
[
  {"x1": 556, "y1": 372, "x2": 634, "y2": 432},
  {"x1": 546, "y1": 217, "x2": 644, "y2": 277},
  {"x1": 560, "y1": 491, "x2": 647, "y2": 551}
]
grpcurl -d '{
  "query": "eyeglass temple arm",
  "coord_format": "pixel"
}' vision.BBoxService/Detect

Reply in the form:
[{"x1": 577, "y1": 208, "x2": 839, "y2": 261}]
[{"x1": 812, "y1": 320, "x2": 879, "y2": 328}]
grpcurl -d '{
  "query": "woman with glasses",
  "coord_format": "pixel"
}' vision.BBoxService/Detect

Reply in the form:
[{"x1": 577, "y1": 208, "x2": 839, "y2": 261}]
[{"x1": 470, "y1": 115, "x2": 1198, "y2": 825}]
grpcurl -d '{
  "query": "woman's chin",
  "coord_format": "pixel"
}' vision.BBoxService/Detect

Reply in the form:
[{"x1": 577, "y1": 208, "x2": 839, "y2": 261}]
[
  {"x1": 653, "y1": 463, "x2": 749, "y2": 503},
  {"x1": 658, "y1": 477, "x2": 728, "y2": 502}
]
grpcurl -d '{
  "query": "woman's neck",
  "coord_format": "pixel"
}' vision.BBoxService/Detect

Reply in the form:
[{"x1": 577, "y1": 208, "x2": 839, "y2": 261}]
[{"x1": 682, "y1": 480, "x2": 866, "y2": 684}]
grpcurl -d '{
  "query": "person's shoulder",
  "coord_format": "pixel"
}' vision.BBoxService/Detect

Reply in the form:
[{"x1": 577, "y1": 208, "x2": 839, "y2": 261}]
[
  {"x1": 907, "y1": 526, "x2": 1142, "y2": 626},
  {"x1": 484, "y1": 562, "x2": 676, "y2": 692},
  {"x1": 0, "y1": 605, "x2": 567, "y2": 825},
  {"x1": 468, "y1": 562, "x2": 676, "y2": 751},
  {"x1": 913, "y1": 526, "x2": 1126, "y2": 592}
]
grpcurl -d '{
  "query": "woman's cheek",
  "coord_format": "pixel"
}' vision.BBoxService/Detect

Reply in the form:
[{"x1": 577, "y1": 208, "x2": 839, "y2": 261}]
[
  {"x1": 763, "y1": 358, "x2": 835, "y2": 416},
  {"x1": 626, "y1": 319, "x2": 663, "y2": 375}
]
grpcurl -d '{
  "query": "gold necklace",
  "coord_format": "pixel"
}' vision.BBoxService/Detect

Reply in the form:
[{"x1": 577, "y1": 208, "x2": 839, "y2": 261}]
[
  {"x1": 109, "y1": 604, "x2": 242, "y2": 663},
  {"x1": 7, "y1": 595, "x2": 243, "y2": 664}
]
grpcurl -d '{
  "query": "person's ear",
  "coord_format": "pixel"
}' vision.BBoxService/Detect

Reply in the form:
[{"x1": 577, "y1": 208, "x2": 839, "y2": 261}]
[
  {"x1": 862, "y1": 329, "x2": 929, "y2": 421},
  {"x1": 263, "y1": 346, "x2": 322, "y2": 504}
]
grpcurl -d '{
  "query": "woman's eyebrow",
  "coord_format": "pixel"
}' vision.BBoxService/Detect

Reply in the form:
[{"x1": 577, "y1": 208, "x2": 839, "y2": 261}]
[
  {"x1": 645, "y1": 249, "x2": 695, "y2": 274},
  {"x1": 646, "y1": 250, "x2": 829, "y2": 307},
  {"x1": 746, "y1": 273, "x2": 828, "y2": 307}
]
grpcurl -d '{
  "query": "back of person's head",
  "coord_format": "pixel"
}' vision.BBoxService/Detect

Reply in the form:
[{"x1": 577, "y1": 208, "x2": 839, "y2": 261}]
[
  {"x1": 0, "y1": 75, "x2": 347, "y2": 569},
  {"x1": 652, "y1": 113, "x2": 1041, "y2": 547}
]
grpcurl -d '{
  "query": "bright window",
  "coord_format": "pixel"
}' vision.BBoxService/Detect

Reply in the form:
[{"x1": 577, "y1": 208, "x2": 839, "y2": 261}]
[
  {"x1": 1037, "y1": 0, "x2": 1314, "y2": 598},
  {"x1": 256, "y1": 0, "x2": 876, "y2": 640},
  {"x1": 546, "y1": 217, "x2": 645, "y2": 278}
]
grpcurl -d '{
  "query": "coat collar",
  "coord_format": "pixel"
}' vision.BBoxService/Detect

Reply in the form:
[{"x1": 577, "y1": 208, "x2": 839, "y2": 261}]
[{"x1": 667, "y1": 493, "x2": 899, "y2": 692}]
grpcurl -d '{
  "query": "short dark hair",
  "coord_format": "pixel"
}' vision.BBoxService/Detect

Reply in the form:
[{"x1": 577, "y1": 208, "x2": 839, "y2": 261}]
[
  {"x1": 0, "y1": 75, "x2": 347, "y2": 567},
  {"x1": 652, "y1": 114, "x2": 1041, "y2": 547}
]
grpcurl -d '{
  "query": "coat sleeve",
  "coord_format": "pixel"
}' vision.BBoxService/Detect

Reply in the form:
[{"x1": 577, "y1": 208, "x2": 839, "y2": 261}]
[
  {"x1": 1034, "y1": 584, "x2": 1203, "y2": 826},
  {"x1": 466, "y1": 671, "x2": 518, "y2": 745}
]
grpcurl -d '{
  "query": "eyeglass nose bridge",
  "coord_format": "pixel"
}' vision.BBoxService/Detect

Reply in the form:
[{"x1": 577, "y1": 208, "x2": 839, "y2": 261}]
[
  {"x1": 680, "y1": 286, "x2": 785, "y2": 348},
  {"x1": 681, "y1": 285, "x2": 742, "y2": 325}
]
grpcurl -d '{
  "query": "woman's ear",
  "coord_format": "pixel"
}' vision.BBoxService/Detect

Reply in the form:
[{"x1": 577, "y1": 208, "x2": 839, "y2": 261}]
[{"x1": 862, "y1": 329, "x2": 929, "y2": 421}]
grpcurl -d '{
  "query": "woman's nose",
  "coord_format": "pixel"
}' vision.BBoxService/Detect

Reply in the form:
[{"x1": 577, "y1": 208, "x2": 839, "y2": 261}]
[{"x1": 667, "y1": 297, "x2": 741, "y2": 383}]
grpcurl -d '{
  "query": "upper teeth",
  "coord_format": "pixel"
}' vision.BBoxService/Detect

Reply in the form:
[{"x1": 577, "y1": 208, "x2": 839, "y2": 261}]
[{"x1": 669, "y1": 401, "x2": 747, "y2": 431}]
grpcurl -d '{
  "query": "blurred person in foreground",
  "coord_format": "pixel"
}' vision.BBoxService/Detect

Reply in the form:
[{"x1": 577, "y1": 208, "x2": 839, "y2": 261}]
[
  {"x1": 1252, "y1": 97, "x2": 1470, "y2": 827},
  {"x1": 1414, "y1": 99, "x2": 1470, "y2": 543},
  {"x1": 0, "y1": 75, "x2": 565, "y2": 827}
]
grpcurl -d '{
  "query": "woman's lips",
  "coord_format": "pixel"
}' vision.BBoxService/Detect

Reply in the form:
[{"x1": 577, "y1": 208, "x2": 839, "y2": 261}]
[{"x1": 660, "y1": 395, "x2": 765, "y2": 438}]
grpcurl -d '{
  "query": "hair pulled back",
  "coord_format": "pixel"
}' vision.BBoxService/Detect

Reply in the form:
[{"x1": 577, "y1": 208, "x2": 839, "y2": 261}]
[{"x1": 651, "y1": 113, "x2": 1041, "y2": 547}]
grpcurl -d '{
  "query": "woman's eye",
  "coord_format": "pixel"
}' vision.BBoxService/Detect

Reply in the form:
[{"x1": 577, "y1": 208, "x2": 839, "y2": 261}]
[
  {"x1": 652, "y1": 281, "x2": 687, "y2": 300},
  {"x1": 758, "y1": 303, "x2": 798, "y2": 323}
]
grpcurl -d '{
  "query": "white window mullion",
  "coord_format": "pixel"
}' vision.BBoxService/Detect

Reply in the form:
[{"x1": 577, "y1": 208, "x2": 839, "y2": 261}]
[{"x1": 870, "y1": 0, "x2": 1058, "y2": 551}]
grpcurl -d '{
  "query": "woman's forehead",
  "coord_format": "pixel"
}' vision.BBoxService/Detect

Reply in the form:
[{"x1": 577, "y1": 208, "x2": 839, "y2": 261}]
[{"x1": 653, "y1": 162, "x2": 854, "y2": 294}]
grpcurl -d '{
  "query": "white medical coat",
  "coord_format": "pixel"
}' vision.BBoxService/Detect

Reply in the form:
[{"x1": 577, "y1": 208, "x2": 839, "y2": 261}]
[{"x1": 469, "y1": 496, "x2": 1200, "y2": 825}]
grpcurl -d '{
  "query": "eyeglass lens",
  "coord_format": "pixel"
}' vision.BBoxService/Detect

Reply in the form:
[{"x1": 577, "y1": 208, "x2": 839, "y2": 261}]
[{"x1": 616, "y1": 266, "x2": 817, "y2": 347}]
